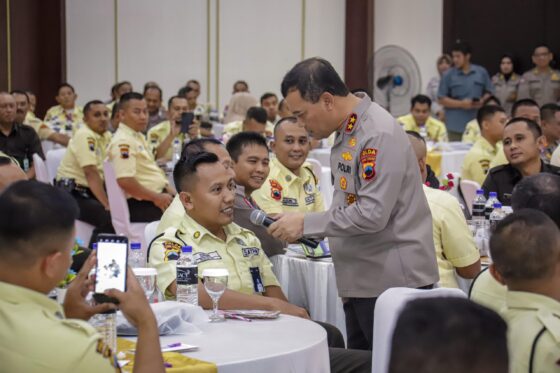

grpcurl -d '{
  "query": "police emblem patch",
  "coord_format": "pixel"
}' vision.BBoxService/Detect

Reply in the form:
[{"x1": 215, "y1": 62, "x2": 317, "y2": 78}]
[
  {"x1": 341, "y1": 152, "x2": 353, "y2": 161},
  {"x1": 270, "y1": 179, "x2": 283, "y2": 201},
  {"x1": 119, "y1": 144, "x2": 130, "y2": 159},
  {"x1": 163, "y1": 241, "x2": 182, "y2": 262},
  {"x1": 345, "y1": 113, "x2": 358, "y2": 133},
  {"x1": 340, "y1": 176, "x2": 347, "y2": 190},
  {"x1": 87, "y1": 137, "x2": 95, "y2": 152},
  {"x1": 360, "y1": 148, "x2": 377, "y2": 181},
  {"x1": 346, "y1": 193, "x2": 357, "y2": 205}
]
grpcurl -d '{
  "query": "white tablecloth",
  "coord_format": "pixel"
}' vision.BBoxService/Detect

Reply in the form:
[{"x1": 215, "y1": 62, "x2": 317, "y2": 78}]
[
  {"x1": 271, "y1": 254, "x2": 346, "y2": 339},
  {"x1": 129, "y1": 313, "x2": 329, "y2": 373}
]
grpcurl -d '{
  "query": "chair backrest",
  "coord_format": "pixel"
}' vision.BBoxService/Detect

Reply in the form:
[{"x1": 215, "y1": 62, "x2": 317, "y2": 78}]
[
  {"x1": 460, "y1": 179, "x2": 481, "y2": 215},
  {"x1": 46, "y1": 148, "x2": 66, "y2": 183},
  {"x1": 103, "y1": 160, "x2": 131, "y2": 235},
  {"x1": 144, "y1": 220, "x2": 160, "y2": 247},
  {"x1": 33, "y1": 154, "x2": 50, "y2": 184},
  {"x1": 372, "y1": 287, "x2": 467, "y2": 373},
  {"x1": 305, "y1": 158, "x2": 323, "y2": 184}
]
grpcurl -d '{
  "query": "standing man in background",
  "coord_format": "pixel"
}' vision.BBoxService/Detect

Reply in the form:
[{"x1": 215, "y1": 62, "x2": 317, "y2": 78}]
[
  {"x1": 517, "y1": 45, "x2": 560, "y2": 106},
  {"x1": 268, "y1": 58, "x2": 439, "y2": 350},
  {"x1": 438, "y1": 40, "x2": 494, "y2": 141}
]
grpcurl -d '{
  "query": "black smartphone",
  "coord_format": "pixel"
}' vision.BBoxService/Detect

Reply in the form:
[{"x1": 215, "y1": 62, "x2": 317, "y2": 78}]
[
  {"x1": 93, "y1": 234, "x2": 128, "y2": 304},
  {"x1": 180, "y1": 112, "x2": 194, "y2": 134}
]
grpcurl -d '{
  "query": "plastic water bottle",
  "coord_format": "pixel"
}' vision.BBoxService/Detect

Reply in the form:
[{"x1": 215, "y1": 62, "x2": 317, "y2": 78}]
[
  {"x1": 89, "y1": 310, "x2": 117, "y2": 354},
  {"x1": 489, "y1": 203, "x2": 506, "y2": 230},
  {"x1": 171, "y1": 138, "x2": 181, "y2": 167},
  {"x1": 129, "y1": 242, "x2": 144, "y2": 268},
  {"x1": 176, "y1": 246, "x2": 198, "y2": 305},
  {"x1": 484, "y1": 192, "x2": 500, "y2": 220},
  {"x1": 472, "y1": 189, "x2": 487, "y2": 226}
]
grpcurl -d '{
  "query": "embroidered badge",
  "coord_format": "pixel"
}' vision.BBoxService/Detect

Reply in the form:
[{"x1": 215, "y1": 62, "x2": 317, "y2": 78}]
[
  {"x1": 282, "y1": 197, "x2": 298, "y2": 207},
  {"x1": 193, "y1": 251, "x2": 222, "y2": 264},
  {"x1": 87, "y1": 137, "x2": 95, "y2": 152},
  {"x1": 119, "y1": 144, "x2": 130, "y2": 159},
  {"x1": 346, "y1": 193, "x2": 357, "y2": 205},
  {"x1": 193, "y1": 231, "x2": 201, "y2": 239},
  {"x1": 163, "y1": 241, "x2": 181, "y2": 262},
  {"x1": 479, "y1": 159, "x2": 490, "y2": 174},
  {"x1": 360, "y1": 148, "x2": 377, "y2": 181},
  {"x1": 270, "y1": 179, "x2": 283, "y2": 201},
  {"x1": 345, "y1": 113, "x2": 357, "y2": 133},
  {"x1": 304, "y1": 195, "x2": 315, "y2": 205},
  {"x1": 348, "y1": 137, "x2": 357, "y2": 147},
  {"x1": 341, "y1": 152, "x2": 353, "y2": 161},
  {"x1": 242, "y1": 247, "x2": 260, "y2": 257},
  {"x1": 304, "y1": 182, "x2": 314, "y2": 194},
  {"x1": 340, "y1": 176, "x2": 347, "y2": 190}
]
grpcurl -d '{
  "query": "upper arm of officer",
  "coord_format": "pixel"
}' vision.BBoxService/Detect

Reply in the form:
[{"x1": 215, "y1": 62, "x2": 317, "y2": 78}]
[
  {"x1": 73, "y1": 132, "x2": 98, "y2": 168},
  {"x1": 148, "y1": 228, "x2": 185, "y2": 296},
  {"x1": 252, "y1": 180, "x2": 284, "y2": 214},
  {"x1": 109, "y1": 139, "x2": 137, "y2": 179}
]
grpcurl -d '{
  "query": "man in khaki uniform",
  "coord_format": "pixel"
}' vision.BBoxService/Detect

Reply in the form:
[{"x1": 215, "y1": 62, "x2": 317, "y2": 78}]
[
  {"x1": 56, "y1": 100, "x2": 114, "y2": 245},
  {"x1": 397, "y1": 94, "x2": 448, "y2": 142},
  {"x1": 489, "y1": 210, "x2": 560, "y2": 373},
  {"x1": 517, "y1": 45, "x2": 560, "y2": 106},
  {"x1": 462, "y1": 106, "x2": 508, "y2": 185},
  {"x1": 0, "y1": 181, "x2": 164, "y2": 373},
  {"x1": 222, "y1": 106, "x2": 273, "y2": 142},
  {"x1": 268, "y1": 58, "x2": 439, "y2": 350},
  {"x1": 540, "y1": 103, "x2": 560, "y2": 163},
  {"x1": 107, "y1": 92, "x2": 174, "y2": 222},
  {"x1": 44, "y1": 83, "x2": 84, "y2": 136},
  {"x1": 252, "y1": 117, "x2": 324, "y2": 214}
]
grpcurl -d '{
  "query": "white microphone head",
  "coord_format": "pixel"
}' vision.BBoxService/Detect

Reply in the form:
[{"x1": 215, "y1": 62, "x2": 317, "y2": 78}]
[{"x1": 249, "y1": 209, "x2": 267, "y2": 226}]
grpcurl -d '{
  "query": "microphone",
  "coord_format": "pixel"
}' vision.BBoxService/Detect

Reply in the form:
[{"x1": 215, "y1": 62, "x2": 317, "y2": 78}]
[{"x1": 250, "y1": 209, "x2": 320, "y2": 248}]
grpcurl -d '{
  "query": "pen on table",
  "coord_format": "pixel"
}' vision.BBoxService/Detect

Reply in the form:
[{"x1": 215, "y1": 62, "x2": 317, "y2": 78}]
[
  {"x1": 164, "y1": 342, "x2": 182, "y2": 348},
  {"x1": 225, "y1": 313, "x2": 252, "y2": 322}
]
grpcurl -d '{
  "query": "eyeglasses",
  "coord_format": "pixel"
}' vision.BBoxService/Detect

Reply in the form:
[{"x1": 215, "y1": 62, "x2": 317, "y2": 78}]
[{"x1": 533, "y1": 52, "x2": 550, "y2": 58}]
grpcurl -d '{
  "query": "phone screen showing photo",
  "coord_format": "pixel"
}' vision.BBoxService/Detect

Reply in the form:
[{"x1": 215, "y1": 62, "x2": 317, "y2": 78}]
[{"x1": 95, "y1": 240, "x2": 127, "y2": 293}]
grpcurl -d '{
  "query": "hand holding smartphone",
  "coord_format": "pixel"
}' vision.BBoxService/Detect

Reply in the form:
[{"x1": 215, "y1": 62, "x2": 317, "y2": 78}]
[
  {"x1": 180, "y1": 112, "x2": 194, "y2": 134},
  {"x1": 93, "y1": 234, "x2": 129, "y2": 304}
]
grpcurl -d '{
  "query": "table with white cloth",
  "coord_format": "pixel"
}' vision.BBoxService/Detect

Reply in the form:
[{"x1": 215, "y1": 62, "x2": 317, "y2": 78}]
[
  {"x1": 128, "y1": 313, "x2": 329, "y2": 373},
  {"x1": 270, "y1": 254, "x2": 346, "y2": 339},
  {"x1": 426, "y1": 142, "x2": 472, "y2": 178}
]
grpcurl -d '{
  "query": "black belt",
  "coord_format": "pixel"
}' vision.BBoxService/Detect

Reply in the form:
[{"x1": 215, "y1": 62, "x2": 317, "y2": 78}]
[{"x1": 55, "y1": 178, "x2": 93, "y2": 198}]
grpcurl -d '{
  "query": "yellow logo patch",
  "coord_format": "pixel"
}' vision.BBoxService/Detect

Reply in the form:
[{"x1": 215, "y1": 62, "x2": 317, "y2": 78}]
[
  {"x1": 340, "y1": 176, "x2": 347, "y2": 190},
  {"x1": 341, "y1": 152, "x2": 353, "y2": 161}
]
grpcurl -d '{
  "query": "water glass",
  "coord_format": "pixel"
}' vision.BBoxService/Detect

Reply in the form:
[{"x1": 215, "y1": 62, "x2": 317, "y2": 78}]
[{"x1": 202, "y1": 268, "x2": 229, "y2": 322}]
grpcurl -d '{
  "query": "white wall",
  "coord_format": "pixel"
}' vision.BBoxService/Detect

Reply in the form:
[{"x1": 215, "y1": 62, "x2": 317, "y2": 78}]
[
  {"x1": 374, "y1": 0, "x2": 443, "y2": 93},
  {"x1": 66, "y1": 0, "x2": 346, "y2": 110}
]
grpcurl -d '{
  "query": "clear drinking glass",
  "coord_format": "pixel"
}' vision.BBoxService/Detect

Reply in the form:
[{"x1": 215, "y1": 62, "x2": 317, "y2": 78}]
[
  {"x1": 132, "y1": 268, "x2": 157, "y2": 300},
  {"x1": 202, "y1": 268, "x2": 229, "y2": 322}
]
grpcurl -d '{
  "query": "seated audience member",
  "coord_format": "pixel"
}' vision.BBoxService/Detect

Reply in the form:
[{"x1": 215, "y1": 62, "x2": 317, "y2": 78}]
[
  {"x1": 109, "y1": 100, "x2": 120, "y2": 132},
  {"x1": 278, "y1": 98, "x2": 292, "y2": 119},
  {"x1": 156, "y1": 138, "x2": 234, "y2": 235},
  {"x1": 389, "y1": 297, "x2": 508, "y2": 373},
  {"x1": 462, "y1": 95, "x2": 501, "y2": 144},
  {"x1": 147, "y1": 95, "x2": 199, "y2": 161},
  {"x1": 199, "y1": 121, "x2": 215, "y2": 138},
  {"x1": 408, "y1": 132, "x2": 480, "y2": 288},
  {"x1": 223, "y1": 91, "x2": 258, "y2": 124},
  {"x1": 26, "y1": 91, "x2": 37, "y2": 119},
  {"x1": 489, "y1": 210, "x2": 560, "y2": 373},
  {"x1": 177, "y1": 85, "x2": 202, "y2": 113},
  {"x1": 482, "y1": 117, "x2": 560, "y2": 204},
  {"x1": 12, "y1": 90, "x2": 69, "y2": 146},
  {"x1": 223, "y1": 106, "x2": 271, "y2": 142},
  {"x1": 0, "y1": 92, "x2": 44, "y2": 179},
  {"x1": 0, "y1": 180, "x2": 164, "y2": 373},
  {"x1": 0, "y1": 155, "x2": 26, "y2": 191},
  {"x1": 107, "y1": 81, "x2": 133, "y2": 111},
  {"x1": 226, "y1": 132, "x2": 285, "y2": 257},
  {"x1": 107, "y1": 92, "x2": 175, "y2": 222},
  {"x1": 44, "y1": 83, "x2": 84, "y2": 135},
  {"x1": 260, "y1": 92, "x2": 280, "y2": 123},
  {"x1": 144, "y1": 84, "x2": 166, "y2": 130},
  {"x1": 469, "y1": 173, "x2": 560, "y2": 312},
  {"x1": 55, "y1": 100, "x2": 114, "y2": 245},
  {"x1": 185, "y1": 79, "x2": 201, "y2": 100},
  {"x1": 540, "y1": 103, "x2": 560, "y2": 163},
  {"x1": 398, "y1": 94, "x2": 448, "y2": 142},
  {"x1": 252, "y1": 117, "x2": 324, "y2": 214},
  {"x1": 461, "y1": 105, "x2": 507, "y2": 185}
]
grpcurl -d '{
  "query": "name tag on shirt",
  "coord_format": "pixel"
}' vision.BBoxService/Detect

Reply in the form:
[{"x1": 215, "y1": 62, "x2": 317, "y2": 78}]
[
  {"x1": 193, "y1": 251, "x2": 222, "y2": 264},
  {"x1": 250, "y1": 267, "x2": 265, "y2": 293}
]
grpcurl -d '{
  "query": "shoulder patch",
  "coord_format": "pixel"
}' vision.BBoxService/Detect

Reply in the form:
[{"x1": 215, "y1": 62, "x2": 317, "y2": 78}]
[
  {"x1": 345, "y1": 113, "x2": 358, "y2": 133},
  {"x1": 360, "y1": 148, "x2": 377, "y2": 181},
  {"x1": 119, "y1": 144, "x2": 130, "y2": 159},
  {"x1": 87, "y1": 137, "x2": 95, "y2": 152},
  {"x1": 269, "y1": 179, "x2": 283, "y2": 201},
  {"x1": 163, "y1": 241, "x2": 182, "y2": 262}
]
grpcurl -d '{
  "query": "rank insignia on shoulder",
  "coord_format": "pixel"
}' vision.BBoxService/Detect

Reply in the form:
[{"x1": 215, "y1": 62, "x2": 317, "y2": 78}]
[
  {"x1": 341, "y1": 152, "x2": 353, "y2": 161},
  {"x1": 270, "y1": 179, "x2": 283, "y2": 201},
  {"x1": 346, "y1": 193, "x2": 357, "y2": 205},
  {"x1": 360, "y1": 148, "x2": 377, "y2": 181},
  {"x1": 348, "y1": 137, "x2": 357, "y2": 147},
  {"x1": 119, "y1": 144, "x2": 130, "y2": 159},
  {"x1": 345, "y1": 113, "x2": 358, "y2": 133},
  {"x1": 87, "y1": 137, "x2": 95, "y2": 152},
  {"x1": 163, "y1": 241, "x2": 181, "y2": 262},
  {"x1": 340, "y1": 176, "x2": 347, "y2": 190}
]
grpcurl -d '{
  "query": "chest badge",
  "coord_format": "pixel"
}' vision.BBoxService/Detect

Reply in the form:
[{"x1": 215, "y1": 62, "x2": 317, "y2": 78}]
[
  {"x1": 345, "y1": 114, "x2": 358, "y2": 133},
  {"x1": 346, "y1": 193, "x2": 357, "y2": 205},
  {"x1": 341, "y1": 152, "x2": 353, "y2": 161},
  {"x1": 340, "y1": 176, "x2": 347, "y2": 190},
  {"x1": 269, "y1": 179, "x2": 283, "y2": 201},
  {"x1": 304, "y1": 182, "x2": 314, "y2": 194},
  {"x1": 360, "y1": 148, "x2": 377, "y2": 181}
]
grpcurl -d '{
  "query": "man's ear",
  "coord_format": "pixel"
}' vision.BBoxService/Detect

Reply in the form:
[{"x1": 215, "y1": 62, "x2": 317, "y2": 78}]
[
  {"x1": 179, "y1": 191, "x2": 194, "y2": 212},
  {"x1": 270, "y1": 140, "x2": 277, "y2": 153},
  {"x1": 320, "y1": 92, "x2": 335, "y2": 111},
  {"x1": 537, "y1": 135, "x2": 546, "y2": 149},
  {"x1": 42, "y1": 251, "x2": 65, "y2": 281},
  {"x1": 489, "y1": 264, "x2": 506, "y2": 285}
]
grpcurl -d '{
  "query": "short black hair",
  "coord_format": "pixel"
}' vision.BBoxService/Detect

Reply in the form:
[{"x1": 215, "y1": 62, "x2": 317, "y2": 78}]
[
  {"x1": 511, "y1": 98, "x2": 539, "y2": 117},
  {"x1": 512, "y1": 173, "x2": 560, "y2": 228},
  {"x1": 490, "y1": 209, "x2": 560, "y2": 282},
  {"x1": 186, "y1": 79, "x2": 200, "y2": 87},
  {"x1": 483, "y1": 95, "x2": 501, "y2": 107},
  {"x1": 540, "y1": 103, "x2": 560, "y2": 122},
  {"x1": 200, "y1": 121, "x2": 212, "y2": 130},
  {"x1": 451, "y1": 40, "x2": 472, "y2": 55},
  {"x1": 0, "y1": 157, "x2": 13, "y2": 166},
  {"x1": 179, "y1": 138, "x2": 223, "y2": 161},
  {"x1": 233, "y1": 80, "x2": 249, "y2": 90},
  {"x1": 119, "y1": 92, "x2": 144, "y2": 109},
  {"x1": 410, "y1": 94, "x2": 432, "y2": 109},
  {"x1": 0, "y1": 181, "x2": 79, "y2": 265},
  {"x1": 260, "y1": 92, "x2": 278, "y2": 105},
  {"x1": 226, "y1": 132, "x2": 269, "y2": 162},
  {"x1": 10, "y1": 90, "x2": 29, "y2": 103},
  {"x1": 143, "y1": 85, "x2": 162, "y2": 98},
  {"x1": 177, "y1": 85, "x2": 194, "y2": 97},
  {"x1": 504, "y1": 117, "x2": 542, "y2": 138},
  {"x1": 405, "y1": 130, "x2": 426, "y2": 144},
  {"x1": 273, "y1": 116, "x2": 298, "y2": 137},
  {"x1": 116, "y1": 81, "x2": 132, "y2": 91},
  {"x1": 83, "y1": 100, "x2": 105, "y2": 117},
  {"x1": 57, "y1": 83, "x2": 76, "y2": 95},
  {"x1": 173, "y1": 151, "x2": 220, "y2": 192},
  {"x1": 167, "y1": 95, "x2": 186, "y2": 110},
  {"x1": 533, "y1": 44, "x2": 551, "y2": 54},
  {"x1": 389, "y1": 297, "x2": 508, "y2": 373},
  {"x1": 476, "y1": 105, "x2": 505, "y2": 129},
  {"x1": 281, "y1": 57, "x2": 349, "y2": 103},
  {"x1": 245, "y1": 106, "x2": 268, "y2": 124}
]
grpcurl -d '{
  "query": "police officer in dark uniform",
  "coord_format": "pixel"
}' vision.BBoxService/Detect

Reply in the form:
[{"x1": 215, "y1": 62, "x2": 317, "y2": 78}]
[{"x1": 482, "y1": 117, "x2": 560, "y2": 205}]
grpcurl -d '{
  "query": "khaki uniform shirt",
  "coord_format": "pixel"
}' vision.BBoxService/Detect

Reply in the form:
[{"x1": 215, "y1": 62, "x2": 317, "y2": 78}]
[
  {"x1": 489, "y1": 143, "x2": 508, "y2": 169},
  {"x1": 56, "y1": 126, "x2": 112, "y2": 186},
  {"x1": 469, "y1": 268, "x2": 506, "y2": 314},
  {"x1": 146, "y1": 120, "x2": 187, "y2": 160},
  {"x1": 44, "y1": 105, "x2": 84, "y2": 136},
  {"x1": 0, "y1": 281, "x2": 119, "y2": 373},
  {"x1": 517, "y1": 68, "x2": 560, "y2": 106},
  {"x1": 503, "y1": 291, "x2": 560, "y2": 373},
  {"x1": 156, "y1": 195, "x2": 185, "y2": 235},
  {"x1": 423, "y1": 185, "x2": 480, "y2": 289},
  {"x1": 462, "y1": 119, "x2": 481, "y2": 144},
  {"x1": 303, "y1": 93, "x2": 439, "y2": 298},
  {"x1": 148, "y1": 213, "x2": 280, "y2": 297},
  {"x1": 25, "y1": 115, "x2": 55, "y2": 141},
  {"x1": 107, "y1": 123, "x2": 168, "y2": 197},
  {"x1": 492, "y1": 73, "x2": 520, "y2": 115},
  {"x1": 252, "y1": 157, "x2": 324, "y2": 214},
  {"x1": 461, "y1": 137, "x2": 499, "y2": 185},
  {"x1": 397, "y1": 113, "x2": 448, "y2": 142}
]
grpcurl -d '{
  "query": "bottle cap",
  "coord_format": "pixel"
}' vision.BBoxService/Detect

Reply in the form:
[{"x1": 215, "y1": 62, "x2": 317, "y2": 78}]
[
  {"x1": 489, "y1": 192, "x2": 497, "y2": 197},
  {"x1": 131, "y1": 243, "x2": 141, "y2": 250},
  {"x1": 476, "y1": 189, "x2": 484, "y2": 194},
  {"x1": 493, "y1": 202, "x2": 502, "y2": 208},
  {"x1": 181, "y1": 245, "x2": 193, "y2": 253}
]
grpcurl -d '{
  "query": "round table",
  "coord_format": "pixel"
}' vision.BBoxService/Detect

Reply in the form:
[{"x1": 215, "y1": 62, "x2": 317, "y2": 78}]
[{"x1": 137, "y1": 314, "x2": 330, "y2": 373}]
